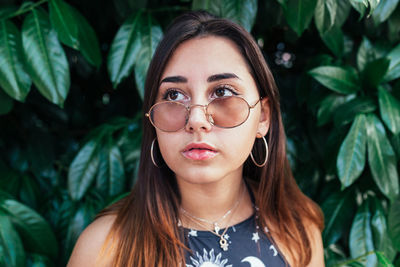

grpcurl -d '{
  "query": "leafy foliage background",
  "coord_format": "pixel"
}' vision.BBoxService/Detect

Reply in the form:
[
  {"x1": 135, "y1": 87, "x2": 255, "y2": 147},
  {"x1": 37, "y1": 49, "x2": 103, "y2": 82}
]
[{"x1": 0, "y1": 0, "x2": 399, "y2": 266}]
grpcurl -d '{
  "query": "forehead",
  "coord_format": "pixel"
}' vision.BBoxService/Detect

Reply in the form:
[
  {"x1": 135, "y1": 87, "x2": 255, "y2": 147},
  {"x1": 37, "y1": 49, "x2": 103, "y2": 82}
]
[{"x1": 161, "y1": 36, "x2": 252, "y2": 82}]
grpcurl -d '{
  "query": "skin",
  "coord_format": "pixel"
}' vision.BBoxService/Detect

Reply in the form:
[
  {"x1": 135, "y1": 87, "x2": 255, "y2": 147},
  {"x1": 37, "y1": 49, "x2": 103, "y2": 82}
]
[
  {"x1": 156, "y1": 36, "x2": 268, "y2": 224},
  {"x1": 67, "y1": 36, "x2": 325, "y2": 267}
]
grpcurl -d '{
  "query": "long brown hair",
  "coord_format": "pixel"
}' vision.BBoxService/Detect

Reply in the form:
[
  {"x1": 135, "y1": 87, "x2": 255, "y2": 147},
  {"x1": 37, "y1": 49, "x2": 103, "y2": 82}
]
[{"x1": 98, "y1": 10, "x2": 323, "y2": 266}]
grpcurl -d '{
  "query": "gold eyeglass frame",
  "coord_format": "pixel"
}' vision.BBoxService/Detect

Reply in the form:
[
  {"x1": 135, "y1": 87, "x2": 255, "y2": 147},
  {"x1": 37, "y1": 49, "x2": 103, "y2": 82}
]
[{"x1": 145, "y1": 96, "x2": 262, "y2": 132}]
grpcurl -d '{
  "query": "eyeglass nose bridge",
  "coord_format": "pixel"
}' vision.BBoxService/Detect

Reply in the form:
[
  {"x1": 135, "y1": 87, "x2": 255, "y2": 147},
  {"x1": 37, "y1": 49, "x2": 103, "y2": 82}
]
[{"x1": 185, "y1": 103, "x2": 214, "y2": 125}]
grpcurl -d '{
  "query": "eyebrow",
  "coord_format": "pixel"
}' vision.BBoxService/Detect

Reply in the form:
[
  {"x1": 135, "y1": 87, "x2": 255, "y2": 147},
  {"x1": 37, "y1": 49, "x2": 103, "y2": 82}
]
[
  {"x1": 160, "y1": 76, "x2": 187, "y2": 84},
  {"x1": 159, "y1": 73, "x2": 240, "y2": 85},
  {"x1": 207, "y1": 73, "x2": 240, "y2": 82}
]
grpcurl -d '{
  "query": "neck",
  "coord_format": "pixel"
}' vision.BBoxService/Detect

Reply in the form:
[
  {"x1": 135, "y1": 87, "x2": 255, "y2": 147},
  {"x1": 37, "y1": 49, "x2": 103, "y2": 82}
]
[{"x1": 177, "y1": 174, "x2": 254, "y2": 230}]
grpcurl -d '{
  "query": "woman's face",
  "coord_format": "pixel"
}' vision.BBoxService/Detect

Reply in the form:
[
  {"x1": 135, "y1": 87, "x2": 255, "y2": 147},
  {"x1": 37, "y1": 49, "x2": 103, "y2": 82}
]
[{"x1": 154, "y1": 36, "x2": 269, "y2": 185}]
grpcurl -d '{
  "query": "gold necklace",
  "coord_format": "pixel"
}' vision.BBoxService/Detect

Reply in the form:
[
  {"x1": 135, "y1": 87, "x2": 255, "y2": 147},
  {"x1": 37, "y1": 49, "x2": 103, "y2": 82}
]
[
  {"x1": 179, "y1": 183, "x2": 246, "y2": 251},
  {"x1": 184, "y1": 213, "x2": 232, "y2": 251}
]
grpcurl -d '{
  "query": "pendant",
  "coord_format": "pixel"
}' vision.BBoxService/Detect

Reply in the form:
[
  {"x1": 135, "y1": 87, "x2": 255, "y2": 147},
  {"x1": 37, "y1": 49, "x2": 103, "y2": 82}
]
[
  {"x1": 219, "y1": 238, "x2": 229, "y2": 251},
  {"x1": 214, "y1": 223, "x2": 220, "y2": 235}
]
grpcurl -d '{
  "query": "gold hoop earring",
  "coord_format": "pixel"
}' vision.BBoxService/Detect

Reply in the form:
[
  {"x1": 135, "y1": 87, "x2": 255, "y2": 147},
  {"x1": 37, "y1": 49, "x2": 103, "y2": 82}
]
[
  {"x1": 151, "y1": 138, "x2": 159, "y2": 167},
  {"x1": 250, "y1": 135, "x2": 268, "y2": 167}
]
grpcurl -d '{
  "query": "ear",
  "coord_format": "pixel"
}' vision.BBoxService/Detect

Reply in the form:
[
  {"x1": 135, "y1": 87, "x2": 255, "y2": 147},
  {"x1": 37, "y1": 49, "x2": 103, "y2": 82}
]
[{"x1": 257, "y1": 98, "x2": 270, "y2": 137}]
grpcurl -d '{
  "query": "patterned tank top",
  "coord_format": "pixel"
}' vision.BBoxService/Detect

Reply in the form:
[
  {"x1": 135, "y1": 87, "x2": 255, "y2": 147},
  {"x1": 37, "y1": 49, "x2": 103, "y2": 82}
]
[{"x1": 182, "y1": 214, "x2": 289, "y2": 267}]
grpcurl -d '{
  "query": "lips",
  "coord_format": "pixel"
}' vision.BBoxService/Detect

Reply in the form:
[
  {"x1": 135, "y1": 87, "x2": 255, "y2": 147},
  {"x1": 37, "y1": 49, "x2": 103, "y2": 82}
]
[{"x1": 182, "y1": 143, "x2": 218, "y2": 160}]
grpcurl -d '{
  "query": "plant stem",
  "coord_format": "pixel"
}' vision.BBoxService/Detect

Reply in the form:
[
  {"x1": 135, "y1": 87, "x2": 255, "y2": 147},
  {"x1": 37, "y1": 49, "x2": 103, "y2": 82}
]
[
  {"x1": 2, "y1": 0, "x2": 48, "y2": 20},
  {"x1": 331, "y1": 251, "x2": 376, "y2": 267}
]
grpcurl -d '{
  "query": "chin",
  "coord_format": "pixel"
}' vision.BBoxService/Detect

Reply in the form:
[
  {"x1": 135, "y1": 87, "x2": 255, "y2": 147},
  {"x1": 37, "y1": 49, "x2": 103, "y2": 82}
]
[{"x1": 174, "y1": 167, "x2": 222, "y2": 184}]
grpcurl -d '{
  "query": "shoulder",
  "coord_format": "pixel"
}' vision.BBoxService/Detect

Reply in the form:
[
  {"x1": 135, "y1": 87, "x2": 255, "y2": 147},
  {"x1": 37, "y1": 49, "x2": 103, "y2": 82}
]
[
  {"x1": 271, "y1": 219, "x2": 324, "y2": 267},
  {"x1": 67, "y1": 215, "x2": 117, "y2": 267}
]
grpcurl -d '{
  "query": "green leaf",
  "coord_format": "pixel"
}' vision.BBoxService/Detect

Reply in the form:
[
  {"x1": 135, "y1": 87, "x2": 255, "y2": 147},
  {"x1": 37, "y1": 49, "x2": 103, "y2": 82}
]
[
  {"x1": 19, "y1": 174, "x2": 40, "y2": 210},
  {"x1": 384, "y1": 44, "x2": 400, "y2": 82},
  {"x1": 349, "y1": 0, "x2": 368, "y2": 19},
  {"x1": 368, "y1": 0, "x2": 381, "y2": 16},
  {"x1": 366, "y1": 114, "x2": 399, "y2": 201},
  {"x1": 390, "y1": 132, "x2": 400, "y2": 159},
  {"x1": 308, "y1": 66, "x2": 360, "y2": 94},
  {"x1": 314, "y1": 0, "x2": 337, "y2": 34},
  {"x1": 21, "y1": 8, "x2": 70, "y2": 107},
  {"x1": 0, "y1": 20, "x2": 32, "y2": 101},
  {"x1": 376, "y1": 251, "x2": 395, "y2": 267},
  {"x1": 322, "y1": 190, "x2": 356, "y2": 246},
  {"x1": 49, "y1": 0, "x2": 79, "y2": 49},
  {"x1": 320, "y1": 25, "x2": 344, "y2": 58},
  {"x1": 26, "y1": 253, "x2": 51, "y2": 267},
  {"x1": 276, "y1": 0, "x2": 287, "y2": 7},
  {"x1": 357, "y1": 37, "x2": 376, "y2": 72},
  {"x1": 372, "y1": 0, "x2": 399, "y2": 24},
  {"x1": 192, "y1": 0, "x2": 258, "y2": 31},
  {"x1": 0, "y1": 212, "x2": 25, "y2": 267},
  {"x1": 379, "y1": 86, "x2": 400, "y2": 134},
  {"x1": 388, "y1": 196, "x2": 400, "y2": 250},
  {"x1": 395, "y1": 257, "x2": 400, "y2": 267},
  {"x1": 1, "y1": 199, "x2": 58, "y2": 259},
  {"x1": 388, "y1": 6, "x2": 400, "y2": 44},
  {"x1": 95, "y1": 145, "x2": 109, "y2": 195},
  {"x1": 362, "y1": 58, "x2": 390, "y2": 89},
  {"x1": 0, "y1": 89, "x2": 13, "y2": 115},
  {"x1": 107, "y1": 11, "x2": 143, "y2": 88},
  {"x1": 371, "y1": 198, "x2": 396, "y2": 262},
  {"x1": 335, "y1": 0, "x2": 352, "y2": 28},
  {"x1": 64, "y1": 202, "x2": 96, "y2": 258},
  {"x1": 134, "y1": 13, "x2": 162, "y2": 99},
  {"x1": 68, "y1": 140, "x2": 100, "y2": 201},
  {"x1": 281, "y1": 0, "x2": 318, "y2": 36},
  {"x1": 192, "y1": 0, "x2": 220, "y2": 12},
  {"x1": 96, "y1": 137, "x2": 125, "y2": 197},
  {"x1": 69, "y1": 6, "x2": 102, "y2": 67},
  {"x1": 0, "y1": 169, "x2": 20, "y2": 198},
  {"x1": 108, "y1": 142, "x2": 125, "y2": 196},
  {"x1": 317, "y1": 94, "x2": 354, "y2": 126},
  {"x1": 349, "y1": 201, "x2": 377, "y2": 267},
  {"x1": 49, "y1": 0, "x2": 101, "y2": 67},
  {"x1": 118, "y1": 129, "x2": 142, "y2": 166},
  {"x1": 334, "y1": 97, "x2": 376, "y2": 127},
  {"x1": 337, "y1": 114, "x2": 367, "y2": 188},
  {"x1": 0, "y1": 6, "x2": 18, "y2": 20},
  {"x1": 221, "y1": 0, "x2": 258, "y2": 32}
]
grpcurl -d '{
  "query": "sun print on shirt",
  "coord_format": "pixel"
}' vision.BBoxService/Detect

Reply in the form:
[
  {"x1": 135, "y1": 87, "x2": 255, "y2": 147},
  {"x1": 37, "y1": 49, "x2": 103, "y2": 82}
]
[
  {"x1": 186, "y1": 248, "x2": 232, "y2": 267},
  {"x1": 186, "y1": 249, "x2": 269, "y2": 267}
]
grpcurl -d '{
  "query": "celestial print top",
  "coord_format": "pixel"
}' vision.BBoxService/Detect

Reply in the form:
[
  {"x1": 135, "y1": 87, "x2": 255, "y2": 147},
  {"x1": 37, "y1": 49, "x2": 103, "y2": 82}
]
[{"x1": 182, "y1": 215, "x2": 289, "y2": 267}]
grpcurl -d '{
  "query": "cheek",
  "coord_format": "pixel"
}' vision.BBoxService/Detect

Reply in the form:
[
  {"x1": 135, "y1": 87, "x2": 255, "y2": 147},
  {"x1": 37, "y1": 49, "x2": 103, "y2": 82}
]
[
  {"x1": 156, "y1": 134, "x2": 181, "y2": 165},
  {"x1": 226, "y1": 128, "x2": 256, "y2": 159}
]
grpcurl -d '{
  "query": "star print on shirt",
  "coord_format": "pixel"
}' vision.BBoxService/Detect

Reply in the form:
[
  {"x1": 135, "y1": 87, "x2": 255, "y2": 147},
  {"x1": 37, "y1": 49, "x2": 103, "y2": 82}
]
[
  {"x1": 224, "y1": 234, "x2": 230, "y2": 240},
  {"x1": 188, "y1": 229, "x2": 198, "y2": 237},
  {"x1": 252, "y1": 232, "x2": 260, "y2": 243}
]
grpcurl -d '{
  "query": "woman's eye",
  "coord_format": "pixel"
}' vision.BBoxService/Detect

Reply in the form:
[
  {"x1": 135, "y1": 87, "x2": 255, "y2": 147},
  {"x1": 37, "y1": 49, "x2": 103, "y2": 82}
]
[
  {"x1": 163, "y1": 89, "x2": 185, "y2": 101},
  {"x1": 213, "y1": 86, "x2": 237, "y2": 98}
]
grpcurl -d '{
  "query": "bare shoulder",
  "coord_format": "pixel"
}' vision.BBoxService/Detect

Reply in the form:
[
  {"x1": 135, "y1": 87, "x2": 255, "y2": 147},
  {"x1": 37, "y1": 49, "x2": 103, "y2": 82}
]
[
  {"x1": 305, "y1": 221, "x2": 325, "y2": 267},
  {"x1": 67, "y1": 215, "x2": 117, "y2": 267},
  {"x1": 270, "y1": 219, "x2": 324, "y2": 267}
]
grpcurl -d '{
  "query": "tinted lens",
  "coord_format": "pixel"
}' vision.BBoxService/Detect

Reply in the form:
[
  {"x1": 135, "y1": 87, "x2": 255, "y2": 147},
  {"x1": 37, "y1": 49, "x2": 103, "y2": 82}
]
[
  {"x1": 208, "y1": 97, "x2": 249, "y2": 128},
  {"x1": 150, "y1": 102, "x2": 187, "y2": 131}
]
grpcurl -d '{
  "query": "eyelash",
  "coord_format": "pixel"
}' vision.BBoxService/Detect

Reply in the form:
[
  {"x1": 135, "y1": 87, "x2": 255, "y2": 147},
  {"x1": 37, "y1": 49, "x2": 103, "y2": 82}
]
[
  {"x1": 212, "y1": 85, "x2": 239, "y2": 98},
  {"x1": 161, "y1": 88, "x2": 186, "y2": 101},
  {"x1": 161, "y1": 85, "x2": 239, "y2": 101}
]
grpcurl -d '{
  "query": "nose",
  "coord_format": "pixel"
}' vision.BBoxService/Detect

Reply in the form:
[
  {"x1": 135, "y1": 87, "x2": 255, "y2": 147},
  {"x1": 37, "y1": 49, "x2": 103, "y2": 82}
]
[{"x1": 185, "y1": 104, "x2": 213, "y2": 132}]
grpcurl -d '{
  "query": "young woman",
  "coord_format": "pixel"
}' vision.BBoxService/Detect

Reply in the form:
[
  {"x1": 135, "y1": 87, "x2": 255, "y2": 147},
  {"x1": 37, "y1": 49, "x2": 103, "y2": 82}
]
[{"x1": 68, "y1": 11, "x2": 324, "y2": 267}]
